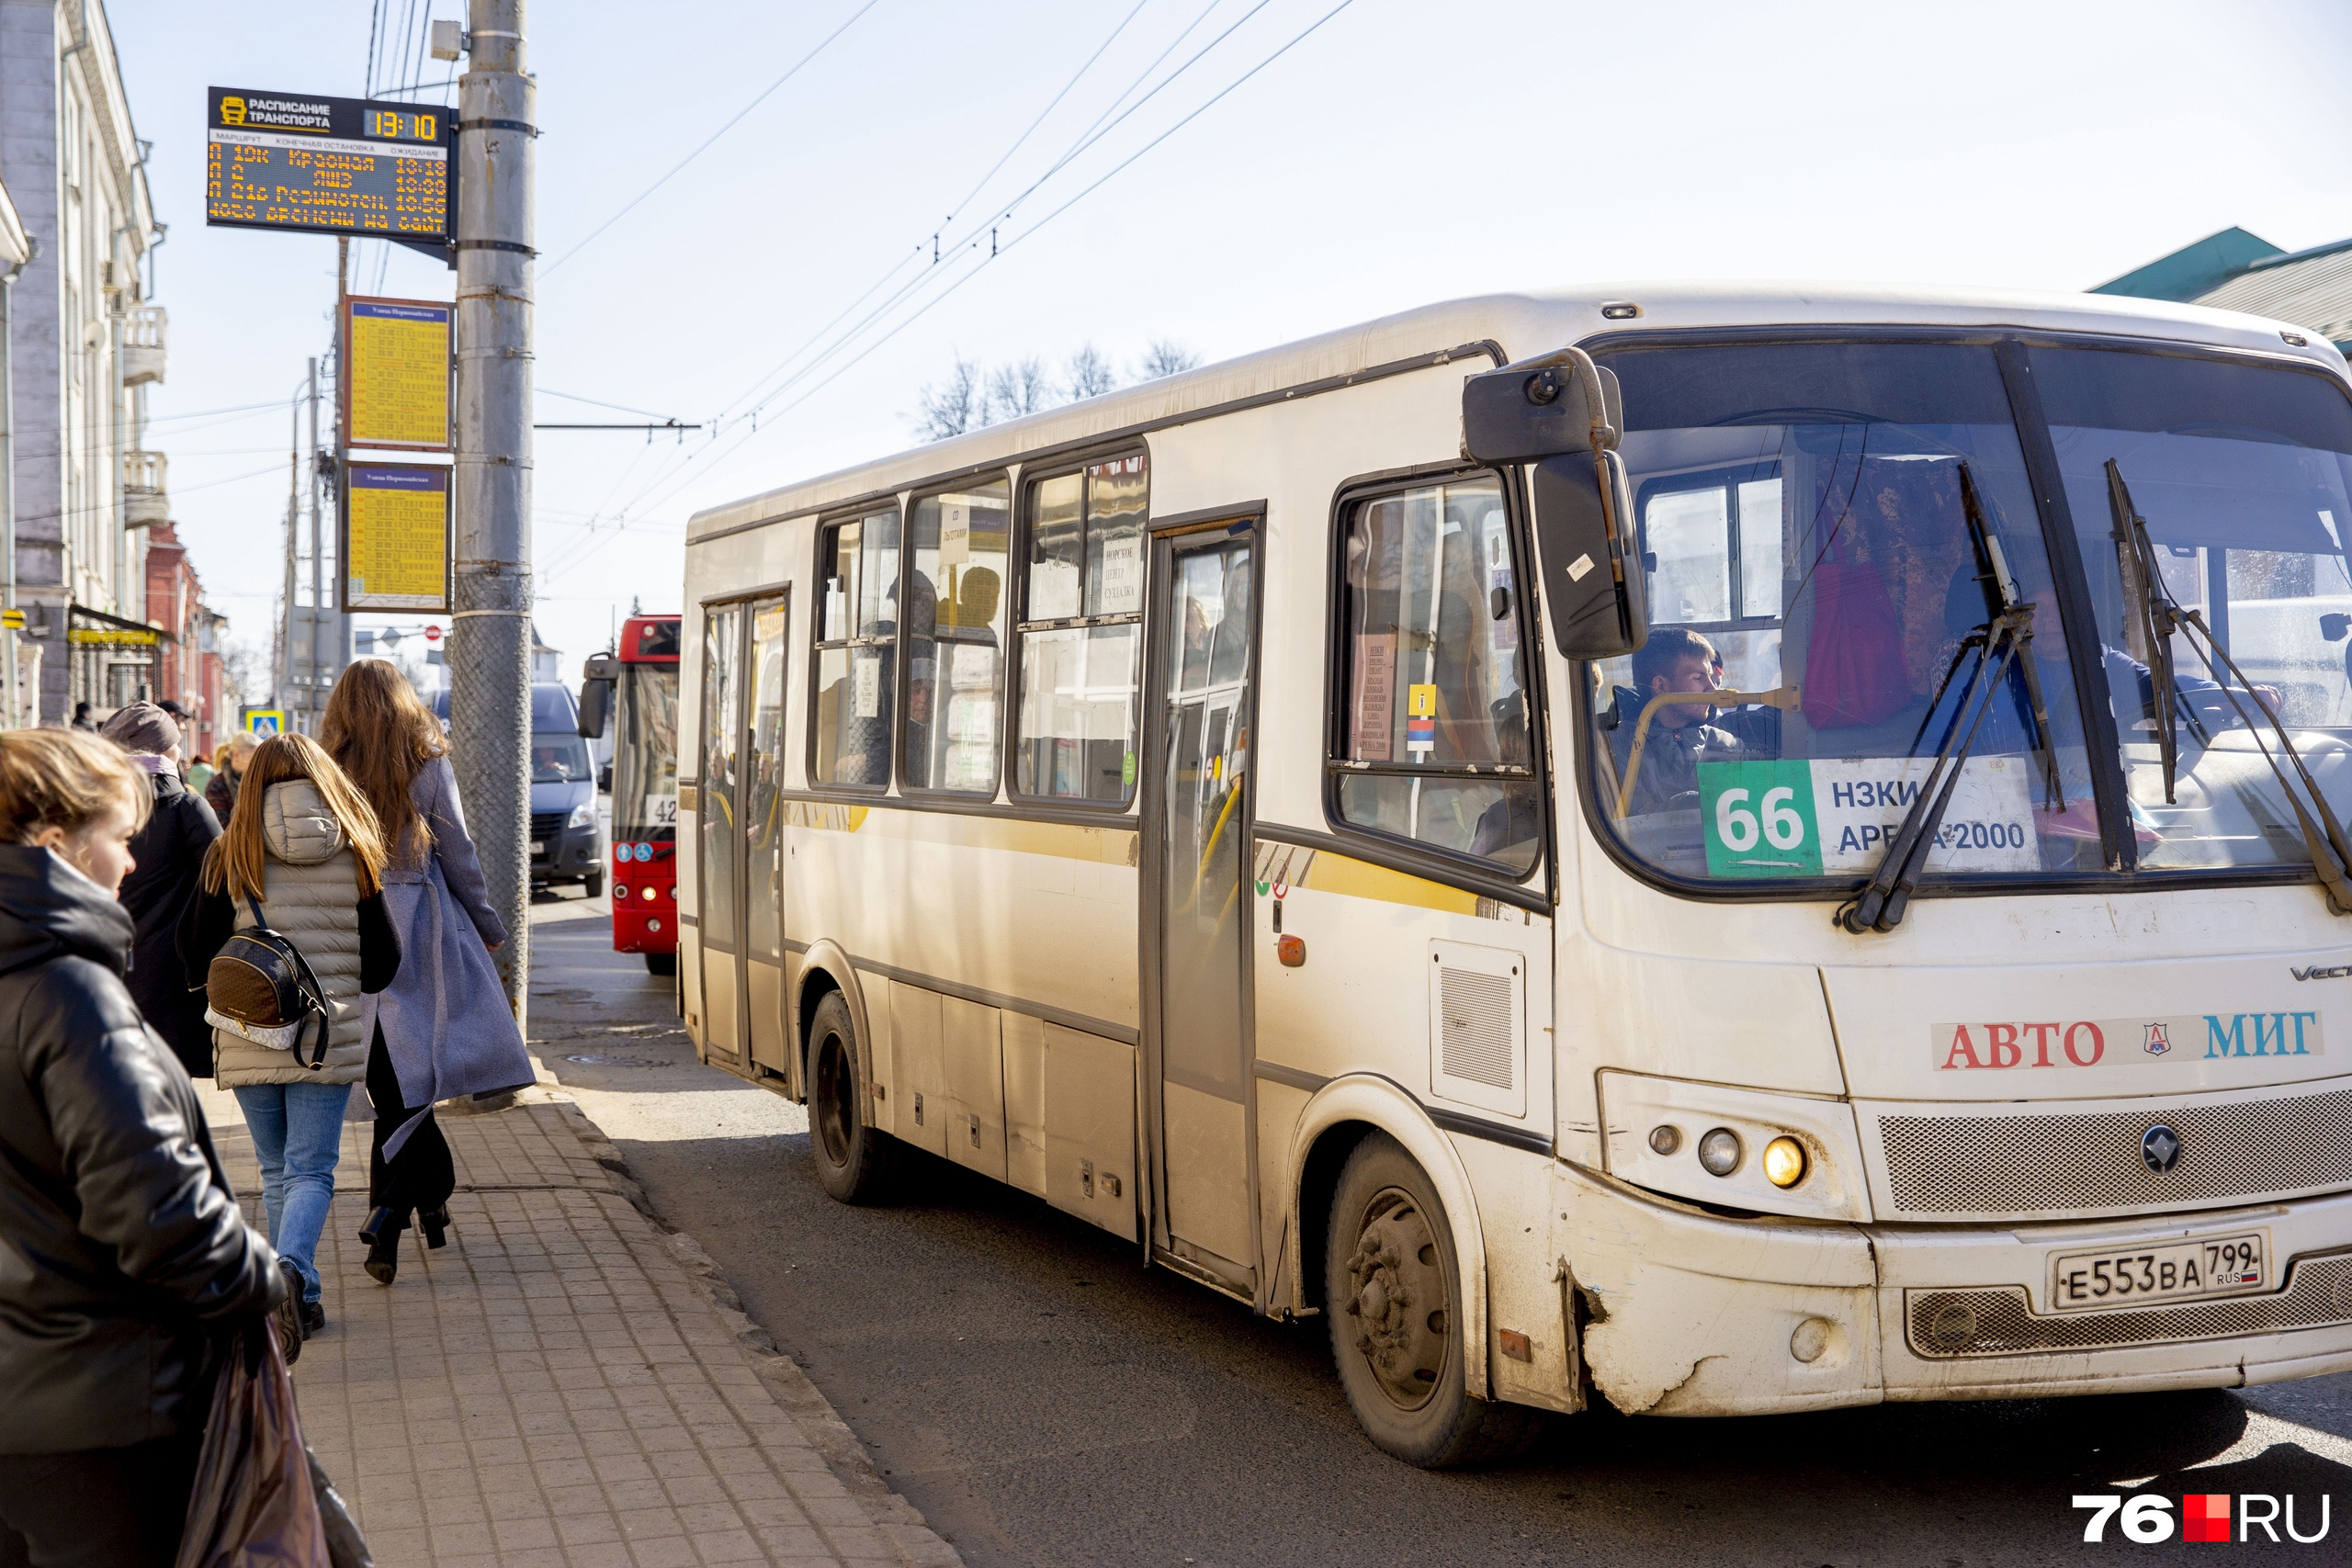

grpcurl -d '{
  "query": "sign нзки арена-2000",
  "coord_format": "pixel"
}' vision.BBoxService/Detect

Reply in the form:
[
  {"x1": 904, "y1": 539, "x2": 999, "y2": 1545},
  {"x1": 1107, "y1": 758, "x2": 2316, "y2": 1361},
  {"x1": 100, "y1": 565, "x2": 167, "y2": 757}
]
[{"x1": 205, "y1": 87, "x2": 450, "y2": 241}]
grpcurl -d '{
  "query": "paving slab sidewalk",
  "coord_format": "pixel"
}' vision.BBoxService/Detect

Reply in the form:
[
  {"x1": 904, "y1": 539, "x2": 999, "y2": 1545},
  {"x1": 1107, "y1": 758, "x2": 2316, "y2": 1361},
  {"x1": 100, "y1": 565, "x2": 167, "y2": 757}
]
[{"x1": 196, "y1": 1078, "x2": 960, "y2": 1568}]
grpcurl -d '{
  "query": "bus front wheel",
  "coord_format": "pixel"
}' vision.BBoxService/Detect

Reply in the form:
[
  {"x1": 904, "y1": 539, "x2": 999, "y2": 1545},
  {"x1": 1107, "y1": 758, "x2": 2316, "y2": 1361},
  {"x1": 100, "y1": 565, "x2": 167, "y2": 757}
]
[
  {"x1": 807, "y1": 992, "x2": 894, "y2": 1203},
  {"x1": 643, "y1": 952, "x2": 676, "y2": 976},
  {"x1": 1326, "y1": 1133, "x2": 1542, "y2": 1468}
]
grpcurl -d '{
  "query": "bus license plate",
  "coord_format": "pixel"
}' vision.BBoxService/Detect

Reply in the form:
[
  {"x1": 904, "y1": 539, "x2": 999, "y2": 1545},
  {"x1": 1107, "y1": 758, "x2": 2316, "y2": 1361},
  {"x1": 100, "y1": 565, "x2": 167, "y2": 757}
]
[
  {"x1": 529, "y1": 840, "x2": 544, "y2": 855},
  {"x1": 2049, "y1": 1232, "x2": 2267, "y2": 1312}
]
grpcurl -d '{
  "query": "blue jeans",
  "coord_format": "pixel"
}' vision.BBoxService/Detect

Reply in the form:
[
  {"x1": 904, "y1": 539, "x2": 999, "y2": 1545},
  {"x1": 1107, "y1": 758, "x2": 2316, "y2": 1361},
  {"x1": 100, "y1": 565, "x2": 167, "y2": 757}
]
[{"x1": 232, "y1": 1082, "x2": 352, "y2": 1304}]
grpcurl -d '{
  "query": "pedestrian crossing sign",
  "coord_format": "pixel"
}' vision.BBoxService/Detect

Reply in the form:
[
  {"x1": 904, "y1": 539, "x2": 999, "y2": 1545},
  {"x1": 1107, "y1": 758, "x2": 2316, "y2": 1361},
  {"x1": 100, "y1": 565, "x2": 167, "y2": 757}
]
[{"x1": 245, "y1": 710, "x2": 284, "y2": 737}]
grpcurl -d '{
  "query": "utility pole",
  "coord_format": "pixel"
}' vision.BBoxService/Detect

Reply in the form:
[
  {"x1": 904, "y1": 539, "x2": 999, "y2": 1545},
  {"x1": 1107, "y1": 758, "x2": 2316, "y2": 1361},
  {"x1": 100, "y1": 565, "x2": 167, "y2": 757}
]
[
  {"x1": 306, "y1": 356, "x2": 322, "y2": 731},
  {"x1": 452, "y1": 0, "x2": 535, "y2": 1017}
]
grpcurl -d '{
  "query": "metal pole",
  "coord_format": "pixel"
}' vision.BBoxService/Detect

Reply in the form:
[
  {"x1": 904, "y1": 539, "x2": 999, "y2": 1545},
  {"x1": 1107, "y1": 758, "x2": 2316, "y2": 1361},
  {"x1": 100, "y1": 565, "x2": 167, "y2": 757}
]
[
  {"x1": 0, "y1": 254, "x2": 21, "y2": 728},
  {"x1": 306, "y1": 356, "x2": 321, "y2": 731},
  {"x1": 334, "y1": 237, "x2": 352, "y2": 676},
  {"x1": 453, "y1": 0, "x2": 535, "y2": 1016}
]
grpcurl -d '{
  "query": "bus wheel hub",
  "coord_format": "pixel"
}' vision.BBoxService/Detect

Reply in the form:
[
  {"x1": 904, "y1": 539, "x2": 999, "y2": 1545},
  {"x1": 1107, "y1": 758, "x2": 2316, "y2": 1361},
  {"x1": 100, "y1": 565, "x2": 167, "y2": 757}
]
[{"x1": 1344, "y1": 1190, "x2": 1446, "y2": 1409}]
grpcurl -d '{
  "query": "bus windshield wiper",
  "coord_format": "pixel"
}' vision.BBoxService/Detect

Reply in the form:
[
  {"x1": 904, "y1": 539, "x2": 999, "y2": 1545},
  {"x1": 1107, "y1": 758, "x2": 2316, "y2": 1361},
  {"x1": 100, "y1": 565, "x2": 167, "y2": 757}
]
[
  {"x1": 2107, "y1": 458, "x2": 2352, "y2": 914},
  {"x1": 1837, "y1": 599, "x2": 2036, "y2": 933},
  {"x1": 1843, "y1": 463, "x2": 2062, "y2": 934}
]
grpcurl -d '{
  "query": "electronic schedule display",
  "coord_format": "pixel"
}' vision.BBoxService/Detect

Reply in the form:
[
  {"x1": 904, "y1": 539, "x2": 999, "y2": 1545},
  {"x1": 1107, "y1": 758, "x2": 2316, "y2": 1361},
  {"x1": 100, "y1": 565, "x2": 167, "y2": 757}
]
[{"x1": 206, "y1": 87, "x2": 453, "y2": 242}]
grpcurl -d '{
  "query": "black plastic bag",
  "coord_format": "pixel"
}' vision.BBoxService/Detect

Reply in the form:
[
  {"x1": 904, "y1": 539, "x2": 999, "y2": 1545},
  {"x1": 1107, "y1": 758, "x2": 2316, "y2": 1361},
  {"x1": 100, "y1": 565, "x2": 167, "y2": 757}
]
[
  {"x1": 307, "y1": 1448, "x2": 373, "y2": 1568},
  {"x1": 175, "y1": 1323, "x2": 329, "y2": 1568}
]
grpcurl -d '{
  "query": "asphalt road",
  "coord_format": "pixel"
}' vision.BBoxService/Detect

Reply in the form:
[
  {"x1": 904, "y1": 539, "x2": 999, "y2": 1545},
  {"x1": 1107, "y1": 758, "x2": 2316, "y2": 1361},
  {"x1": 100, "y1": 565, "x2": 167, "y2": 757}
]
[{"x1": 526, "y1": 894, "x2": 2352, "y2": 1567}]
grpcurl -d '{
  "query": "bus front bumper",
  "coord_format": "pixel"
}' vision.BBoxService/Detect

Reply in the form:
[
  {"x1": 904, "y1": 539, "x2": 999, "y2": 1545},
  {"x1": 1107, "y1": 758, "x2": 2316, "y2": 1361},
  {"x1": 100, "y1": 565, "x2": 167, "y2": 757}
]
[{"x1": 1558, "y1": 1162, "x2": 2352, "y2": 1417}]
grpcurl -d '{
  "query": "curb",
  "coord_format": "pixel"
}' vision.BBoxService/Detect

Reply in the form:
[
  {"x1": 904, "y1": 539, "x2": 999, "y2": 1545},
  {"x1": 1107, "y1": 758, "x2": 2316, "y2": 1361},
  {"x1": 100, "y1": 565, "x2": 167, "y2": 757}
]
[{"x1": 539, "y1": 1093, "x2": 963, "y2": 1568}]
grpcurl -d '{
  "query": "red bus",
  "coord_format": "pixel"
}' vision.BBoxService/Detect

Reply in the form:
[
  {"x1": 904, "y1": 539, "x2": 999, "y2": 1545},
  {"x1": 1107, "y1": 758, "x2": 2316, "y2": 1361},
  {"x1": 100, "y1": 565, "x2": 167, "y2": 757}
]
[{"x1": 579, "y1": 615, "x2": 682, "y2": 974}]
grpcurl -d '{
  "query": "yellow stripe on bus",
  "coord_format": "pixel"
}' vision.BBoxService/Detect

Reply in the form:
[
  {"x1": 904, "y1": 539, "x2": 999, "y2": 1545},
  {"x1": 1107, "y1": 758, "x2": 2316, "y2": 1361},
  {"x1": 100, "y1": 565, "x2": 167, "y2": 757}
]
[
  {"x1": 780, "y1": 799, "x2": 1136, "y2": 865},
  {"x1": 1301, "y1": 852, "x2": 1481, "y2": 915}
]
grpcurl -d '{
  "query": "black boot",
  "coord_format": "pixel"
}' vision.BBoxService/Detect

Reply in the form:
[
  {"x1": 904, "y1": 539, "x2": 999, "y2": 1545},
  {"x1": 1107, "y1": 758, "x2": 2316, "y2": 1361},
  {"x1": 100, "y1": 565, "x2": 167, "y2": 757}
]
[
  {"x1": 364, "y1": 1215, "x2": 405, "y2": 1285},
  {"x1": 419, "y1": 1204, "x2": 452, "y2": 1249},
  {"x1": 273, "y1": 1258, "x2": 306, "y2": 1362},
  {"x1": 357, "y1": 1206, "x2": 399, "y2": 1246}
]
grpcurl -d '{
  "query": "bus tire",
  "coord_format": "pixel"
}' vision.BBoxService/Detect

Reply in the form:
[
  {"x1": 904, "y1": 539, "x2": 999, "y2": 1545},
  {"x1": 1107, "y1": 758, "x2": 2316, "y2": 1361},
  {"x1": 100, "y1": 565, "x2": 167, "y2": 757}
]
[
  {"x1": 807, "y1": 991, "x2": 893, "y2": 1203},
  {"x1": 1326, "y1": 1133, "x2": 1542, "y2": 1469},
  {"x1": 644, "y1": 952, "x2": 676, "y2": 976},
  {"x1": 585, "y1": 868, "x2": 605, "y2": 899}
]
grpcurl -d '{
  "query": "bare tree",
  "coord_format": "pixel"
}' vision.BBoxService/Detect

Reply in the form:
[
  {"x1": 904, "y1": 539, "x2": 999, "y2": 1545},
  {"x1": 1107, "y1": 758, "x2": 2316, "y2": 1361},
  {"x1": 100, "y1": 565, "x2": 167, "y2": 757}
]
[
  {"x1": 986, "y1": 356, "x2": 1052, "y2": 423},
  {"x1": 912, "y1": 357, "x2": 986, "y2": 441},
  {"x1": 1065, "y1": 343, "x2": 1117, "y2": 401},
  {"x1": 1136, "y1": 339, "x2": 1203, "y2": 380},
  {"x1": 219, "y1": 635, "x2": 271, "y2": 714}
]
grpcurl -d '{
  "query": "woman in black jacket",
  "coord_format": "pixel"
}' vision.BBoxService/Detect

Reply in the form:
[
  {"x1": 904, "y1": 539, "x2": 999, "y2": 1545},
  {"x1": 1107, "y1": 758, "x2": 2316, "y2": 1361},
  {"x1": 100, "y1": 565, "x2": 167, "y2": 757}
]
[
  {"x1": 0, "y1": 728, "x2": 283, "y2": 1568},
  {"x1": 99, "y1": 701, "x2": 221, "y2": 1079}
]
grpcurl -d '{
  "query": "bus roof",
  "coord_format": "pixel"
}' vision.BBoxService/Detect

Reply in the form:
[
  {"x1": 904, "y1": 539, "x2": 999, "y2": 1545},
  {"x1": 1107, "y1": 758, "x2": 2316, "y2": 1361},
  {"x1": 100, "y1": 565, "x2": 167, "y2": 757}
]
[{"x1": 686, "y1": 281, "x2": 2350, "y2": 546}]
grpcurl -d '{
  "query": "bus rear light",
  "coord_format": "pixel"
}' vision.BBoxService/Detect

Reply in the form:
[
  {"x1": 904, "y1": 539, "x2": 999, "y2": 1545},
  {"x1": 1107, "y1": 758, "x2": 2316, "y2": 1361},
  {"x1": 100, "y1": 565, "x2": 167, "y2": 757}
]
[
  {"x1": 1697, "y1": 1127, "x2": 1743, "y2": 1177},
  {"x1": 1762, "y1": 1136, "x2": 1808, "y2": 1189}
]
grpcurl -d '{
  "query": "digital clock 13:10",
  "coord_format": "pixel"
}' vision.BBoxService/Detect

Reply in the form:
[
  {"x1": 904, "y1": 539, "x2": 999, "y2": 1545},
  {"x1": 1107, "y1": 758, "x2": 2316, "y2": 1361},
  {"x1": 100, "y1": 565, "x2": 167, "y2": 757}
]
[{"x1": 365, "y1": 108, "x2": 438, "y2": 142}]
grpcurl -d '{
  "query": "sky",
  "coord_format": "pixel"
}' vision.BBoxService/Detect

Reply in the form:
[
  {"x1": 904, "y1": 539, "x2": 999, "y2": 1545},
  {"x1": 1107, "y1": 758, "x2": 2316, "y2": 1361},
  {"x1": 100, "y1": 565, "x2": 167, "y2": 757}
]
[{"x1": 111, "y1": 0, "x2": 2352, "y2": 687}]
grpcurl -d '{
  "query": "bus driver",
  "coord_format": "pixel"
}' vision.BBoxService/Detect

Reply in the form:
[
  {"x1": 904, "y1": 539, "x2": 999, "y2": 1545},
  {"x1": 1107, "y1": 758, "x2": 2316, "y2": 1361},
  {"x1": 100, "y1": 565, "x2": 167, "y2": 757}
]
[{"x1": 1611, "y1": 627, "x2": 1744, "y2": 815}]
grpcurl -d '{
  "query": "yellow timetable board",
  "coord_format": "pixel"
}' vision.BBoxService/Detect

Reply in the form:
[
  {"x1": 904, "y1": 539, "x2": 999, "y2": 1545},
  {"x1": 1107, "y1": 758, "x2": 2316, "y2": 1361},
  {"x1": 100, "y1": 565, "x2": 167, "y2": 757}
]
[
  {"x1": 343, "y1": 463, "x2": 450, "y2": 613},
  {"x1": 345, "y1": 298, "x2": 449, "y2": 450}
]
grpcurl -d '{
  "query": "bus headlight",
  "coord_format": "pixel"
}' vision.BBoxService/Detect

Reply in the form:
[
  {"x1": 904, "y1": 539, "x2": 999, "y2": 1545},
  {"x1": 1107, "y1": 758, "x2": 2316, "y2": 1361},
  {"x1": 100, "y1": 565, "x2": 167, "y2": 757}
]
[
  {"x1": 1599, "y1": 1070, "x2": 1867, "y2": 1221},
  {"x1": 569, "y1": 799, "x2": 596, "y2": 829}
]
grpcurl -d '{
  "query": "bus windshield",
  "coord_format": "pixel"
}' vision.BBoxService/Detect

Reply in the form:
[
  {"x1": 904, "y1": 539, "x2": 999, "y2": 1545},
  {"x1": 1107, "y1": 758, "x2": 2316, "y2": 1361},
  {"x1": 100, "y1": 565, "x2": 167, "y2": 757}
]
[
  {"x1": 616, "y1": 663, "x2": 681, "y2": 838},
  {"x1": 2033, "y1": 345, "x2": 2352, "y2": 871},
  {"x1": 1586, "y1": 338, "x2": 2352, "y2": 893},
  {"x1": 1587, "y1": 340, "x2": 2096, "y2": 886}
]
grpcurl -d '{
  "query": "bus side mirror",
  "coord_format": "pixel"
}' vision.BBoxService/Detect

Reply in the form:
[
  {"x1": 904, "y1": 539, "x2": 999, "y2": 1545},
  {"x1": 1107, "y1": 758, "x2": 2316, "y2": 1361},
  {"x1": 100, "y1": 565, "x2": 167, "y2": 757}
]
[
  {"x1": 598, "y1": 762, "x2": 613, "y2": 794},
  {"x1": 1463, "y1": 349, "x2": 1623, "y2": 464},
  {"x1": 577, "y1": 676, "x2": 612, "y2": 739},
  {"x1": 1529, "y1": 451, "x2": 1647, "y2": 660}
]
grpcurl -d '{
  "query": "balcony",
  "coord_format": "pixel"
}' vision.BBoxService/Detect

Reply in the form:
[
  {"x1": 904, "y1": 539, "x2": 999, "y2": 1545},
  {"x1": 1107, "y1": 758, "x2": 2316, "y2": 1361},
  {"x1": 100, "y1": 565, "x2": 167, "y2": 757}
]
[
  {"x1": 122, "y1": 306, "x2": 165, "y2": 386},
  {"x1": 123, "y1": 449, "x2": 166, "y2": 528}
]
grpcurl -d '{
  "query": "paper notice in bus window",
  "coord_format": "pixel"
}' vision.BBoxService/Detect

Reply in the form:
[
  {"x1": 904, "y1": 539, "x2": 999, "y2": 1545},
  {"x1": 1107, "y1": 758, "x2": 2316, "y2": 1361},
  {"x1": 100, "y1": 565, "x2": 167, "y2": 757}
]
[
  {"x1": 1096, "y1": 533, "x2": 1142, "y2": 615},
  {"x1": 854, "y1": 654, "x2": 880, "y2": 718},
  {"x1": 1697, "y1": 755, "x2": 2039, "y2": 878},
  {"x1": 1351, "y1": 633, "x2": 1396, "y2": 761},
  {"x1": 644, "y1": 794, "x2": 678, "y2": 828}
]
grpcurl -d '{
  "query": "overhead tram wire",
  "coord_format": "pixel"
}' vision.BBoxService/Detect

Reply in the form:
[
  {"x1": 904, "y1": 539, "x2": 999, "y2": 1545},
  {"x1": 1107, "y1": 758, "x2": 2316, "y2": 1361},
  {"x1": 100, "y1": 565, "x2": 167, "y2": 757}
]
[
  {"x1": 568, "y1": 0, "x2": 1361, "y2": 555},
  {"x1": 704, "y1": 0, "x2": 1267, "y2": 433},
  {"x1": 663, "y1": 0, "x2": 1337, "y2": 473},
  {"x1": 539, "y1": 0, "x2": 886, "y2": 278},
  {"x1": 539, "y1": 4, "x2": 1186, "y2": 570},
  {"x1": 691, "y1": 0, "x2": 1283, "y2": 443},
  {"x1": 933, "y1": 0, "x2": 1153, "y2": 240},
  {"x1": 697, "y1": 0, "x2": 1170, "y2": 430}
]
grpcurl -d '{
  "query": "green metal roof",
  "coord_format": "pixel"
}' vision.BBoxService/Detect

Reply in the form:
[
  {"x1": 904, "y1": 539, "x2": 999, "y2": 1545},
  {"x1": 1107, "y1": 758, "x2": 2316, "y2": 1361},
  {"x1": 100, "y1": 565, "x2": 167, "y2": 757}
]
[{"x1": 2091, "y1": 227, "x2": 2285, "y2": 302}]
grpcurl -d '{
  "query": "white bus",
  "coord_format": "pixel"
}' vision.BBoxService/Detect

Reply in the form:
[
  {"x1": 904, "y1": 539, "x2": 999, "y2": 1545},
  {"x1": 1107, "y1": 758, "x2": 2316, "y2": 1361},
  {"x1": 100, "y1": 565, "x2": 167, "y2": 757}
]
[{"x1": 675, "y1": 285, "x2": 2352, "y2": 1467}]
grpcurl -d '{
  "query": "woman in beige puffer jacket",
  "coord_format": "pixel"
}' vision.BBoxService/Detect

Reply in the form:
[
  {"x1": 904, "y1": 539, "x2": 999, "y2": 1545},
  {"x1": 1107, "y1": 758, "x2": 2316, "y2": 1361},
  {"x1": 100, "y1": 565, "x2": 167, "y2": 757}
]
[{"x1": 178, "y1": 735, "x2": 398, "y2": 1343}]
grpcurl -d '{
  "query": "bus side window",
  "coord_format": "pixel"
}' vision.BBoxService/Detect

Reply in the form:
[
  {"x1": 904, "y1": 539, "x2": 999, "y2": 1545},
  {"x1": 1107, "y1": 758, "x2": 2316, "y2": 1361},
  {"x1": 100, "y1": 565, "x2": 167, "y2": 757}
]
[
  {"x1": 812, "y1": 508, "x2": 899, "y2": 788},
  {"x1": 1329, "y1": 475, "x2": 1541, "y2": 876},
  {"x1": 1013, "y1": 454, "x2": 1147, "y2": 805},
  {"x1": 904, "y1": 479, "x2": 1012, "y2": 794}
]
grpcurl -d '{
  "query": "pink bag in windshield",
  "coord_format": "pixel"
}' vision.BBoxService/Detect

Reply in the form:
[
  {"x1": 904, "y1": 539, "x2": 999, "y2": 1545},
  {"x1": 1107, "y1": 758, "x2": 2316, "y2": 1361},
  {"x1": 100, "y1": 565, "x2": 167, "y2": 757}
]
[{"x1": 1801, "y1": 530, "x2": 1907, "y2": 730}]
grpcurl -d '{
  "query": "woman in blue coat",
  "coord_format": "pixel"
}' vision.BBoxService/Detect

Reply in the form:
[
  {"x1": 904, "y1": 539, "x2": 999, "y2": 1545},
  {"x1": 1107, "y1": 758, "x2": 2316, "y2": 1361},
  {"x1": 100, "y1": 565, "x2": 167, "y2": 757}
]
[{"x1": 321, "y1": 660, "x2": 535, "y2": 1282}]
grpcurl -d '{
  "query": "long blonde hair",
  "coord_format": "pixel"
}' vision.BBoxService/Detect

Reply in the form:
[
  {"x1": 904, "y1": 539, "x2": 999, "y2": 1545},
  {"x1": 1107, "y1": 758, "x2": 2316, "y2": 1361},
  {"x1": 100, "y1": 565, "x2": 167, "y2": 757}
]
[
  {"x1": 319, "y1": 658, "x2": 445, "y2": 864},
  {"x1": 200, "y1": 733, "x2": 388, "y2": 899}
]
